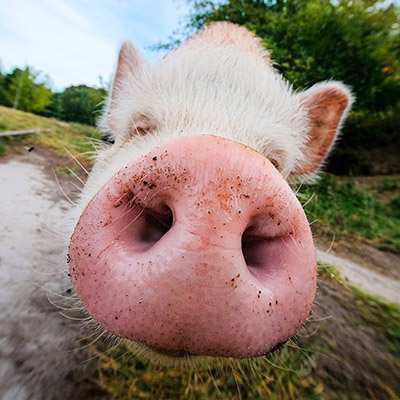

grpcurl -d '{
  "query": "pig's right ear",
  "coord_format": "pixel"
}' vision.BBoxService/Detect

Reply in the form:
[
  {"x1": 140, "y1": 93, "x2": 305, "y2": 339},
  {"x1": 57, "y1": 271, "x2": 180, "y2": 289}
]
[
  {"x1": 291, "y1": 81, "x2": 353, "y2": 180},
  {"x1": 103, "y1": 41, "x2": 143, "y2": 136}
]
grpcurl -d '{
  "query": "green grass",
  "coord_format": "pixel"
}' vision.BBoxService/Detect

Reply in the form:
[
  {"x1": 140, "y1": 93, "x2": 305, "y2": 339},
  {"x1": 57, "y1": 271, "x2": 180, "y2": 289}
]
[
  {"x1": 379, "y1": 177, "x2": 400, "y2": 193},
  {"x1": 93, "y1": 264, "x2": 400, "y2": 400},
  {"x1": 352, "y1": 288, "x2": 400, "y2": 357},
  {"x1": 95, "y1": 348, "x2": 319, "y2": 400},
  {"x1": 319, "y1": 262, "x2": 400, "y2": 358},
  {"x1": 317, "y1": 262, "x2": 345, "y2": 284},
  {"x1": 299, "y1": 174, "x2": 400, "y2": 253},
  {"x1": 0, "y1": 105, "x2": 101, "y2": 161},
  {"x1": 0, "y1": 141, "x2": 6, "y2": 157}
]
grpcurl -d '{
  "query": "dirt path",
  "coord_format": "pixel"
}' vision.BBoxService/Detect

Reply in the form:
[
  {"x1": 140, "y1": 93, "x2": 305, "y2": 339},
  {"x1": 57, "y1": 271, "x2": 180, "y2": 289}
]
[
  {"x1": 317, "y1": 249, "x2": 400, "y2": 304},
  {"x1": 1, "y1": 150, "x2": 399, "y2": 308},
  {"x1": 0, "y1": 150, "x2": 104, "y2": 400},
  {"x1": 0, "y1": 151, "x2": 71, "y2": 307}
]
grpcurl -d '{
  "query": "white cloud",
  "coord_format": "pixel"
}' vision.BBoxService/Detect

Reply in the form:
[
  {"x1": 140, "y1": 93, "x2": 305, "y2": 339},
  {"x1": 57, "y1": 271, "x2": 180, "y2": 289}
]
[{"x1": 0, "y1": 0, "x2": 187, "y2": 89}]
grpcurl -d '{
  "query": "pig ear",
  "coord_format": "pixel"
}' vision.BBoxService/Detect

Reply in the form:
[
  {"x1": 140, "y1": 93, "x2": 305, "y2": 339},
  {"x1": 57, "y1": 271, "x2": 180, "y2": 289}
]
[
  {"x1": 103, "y1": 41, "x2": 143, "y2": 133},
  {"x1": 292, "y1": 82, "x2": 353, "y2": 178}
]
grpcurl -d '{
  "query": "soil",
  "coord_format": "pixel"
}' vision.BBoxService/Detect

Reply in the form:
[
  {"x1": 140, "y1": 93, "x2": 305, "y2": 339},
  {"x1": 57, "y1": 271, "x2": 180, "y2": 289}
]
[{"x1": 301, "y1": 277, "x2": 400, "y2": 399}]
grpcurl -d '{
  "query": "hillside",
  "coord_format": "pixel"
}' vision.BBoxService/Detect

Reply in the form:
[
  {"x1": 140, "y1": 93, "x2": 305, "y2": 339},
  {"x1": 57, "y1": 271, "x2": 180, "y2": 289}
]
[{"x1": 0, "y1": 105, "x2": 101, "y2": 161}]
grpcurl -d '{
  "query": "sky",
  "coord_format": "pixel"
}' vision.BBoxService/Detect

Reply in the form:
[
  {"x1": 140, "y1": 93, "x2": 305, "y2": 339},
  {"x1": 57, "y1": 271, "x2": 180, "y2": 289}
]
[{"x1": 0, "y1": 0, "x2": 188, "y2": 90}]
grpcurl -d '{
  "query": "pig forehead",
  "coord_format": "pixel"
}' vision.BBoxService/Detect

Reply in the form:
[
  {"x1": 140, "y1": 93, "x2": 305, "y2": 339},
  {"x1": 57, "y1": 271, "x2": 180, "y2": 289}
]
[
  {"x1": 138, "y1": 46, "x2": 307, "y2": 138},
  {"x1": 181, "y1": 22, "x2": 271, "y2": 63},
  {"x1": 137, "y1": 49, "x2": 307, "y2": 169}
]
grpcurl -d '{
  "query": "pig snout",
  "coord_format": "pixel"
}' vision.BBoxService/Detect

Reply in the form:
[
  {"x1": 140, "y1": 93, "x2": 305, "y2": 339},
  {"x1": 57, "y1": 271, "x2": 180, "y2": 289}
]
[{"x1": 69, "y1": 135, "x2": 316, "y2": 359}]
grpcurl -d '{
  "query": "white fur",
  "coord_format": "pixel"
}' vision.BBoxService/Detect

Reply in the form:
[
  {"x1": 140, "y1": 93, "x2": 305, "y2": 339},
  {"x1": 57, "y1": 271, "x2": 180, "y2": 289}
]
[
  {"x1": 84, "y1": 43, "x2": 311, "y2": 219},
  {"x1": 89, "y1": 34, "x2": 352, "y2": 222}
]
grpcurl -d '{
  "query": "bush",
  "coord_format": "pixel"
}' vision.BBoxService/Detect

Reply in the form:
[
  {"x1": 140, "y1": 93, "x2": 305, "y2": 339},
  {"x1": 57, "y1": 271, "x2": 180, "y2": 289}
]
[
  {"x1": 172, "y1": 0, "x2": 400, "y2": 112},
  {"x1": 55, "y1": 85, "x2": 107, "y2": 126},
  {"x1": 0, "y1": 67, "x2": 53, "y2": 113},
  {"x1": 327, "y1": 106, "x2": 400, "y2": 175}
]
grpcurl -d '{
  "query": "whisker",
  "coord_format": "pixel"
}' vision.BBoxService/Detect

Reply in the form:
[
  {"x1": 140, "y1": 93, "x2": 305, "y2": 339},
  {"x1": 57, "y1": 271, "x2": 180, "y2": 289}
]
[
  {"x1": 75, "y1": 329, "x2": 108, "y2": 352},
  {"x1": 326, "y1": 233, "x2": 336, "y2": 253},
  {"x1": 69, "y1": 180, "x2": 83, "y2": 193},
  {"x1": 52, "y1": 168, "x2": 76, "y2": 205},
  {"x1": 301, "y1": 192, "x2": 316, "y2": 208},
  {"x1": 63, "y1": 146, "x2": 89, "y2": 175},
  {"x1": 66, "y1": 167, "x2": 85, "y2": 186},
  {"x1": 294, "y1": 182, "x2": 303, "y2": 195},
  {"x1": 59, "y1": 311, "x2": 92, "y2": 321}
]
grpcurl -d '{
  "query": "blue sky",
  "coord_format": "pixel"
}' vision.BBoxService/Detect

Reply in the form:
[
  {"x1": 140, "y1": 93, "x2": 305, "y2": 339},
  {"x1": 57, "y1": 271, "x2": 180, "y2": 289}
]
[{"x1": 0, "y1": 0, "x2": 188, "y2": 89}]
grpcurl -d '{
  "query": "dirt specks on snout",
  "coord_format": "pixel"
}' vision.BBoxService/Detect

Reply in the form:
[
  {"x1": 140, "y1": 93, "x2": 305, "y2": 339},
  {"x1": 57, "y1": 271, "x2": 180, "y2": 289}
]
[
  {"x1": 143, "y1": 180, "x2": 157, "y2": 189},
  {"x1": 229, "y1": 273, "x2": 241, "y2": 289}
]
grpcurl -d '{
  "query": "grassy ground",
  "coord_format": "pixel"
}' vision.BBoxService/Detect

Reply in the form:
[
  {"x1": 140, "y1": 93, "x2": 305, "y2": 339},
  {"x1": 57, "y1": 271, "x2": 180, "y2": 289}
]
[
  {"x1": 299, "y1": 174, "x2": 400, "y2": 253},
  {"x1": 92, "y1": 264, "x2": 400, "y2": 400},
  {"x1": 0, "y1": 105, "x2": 100, "y2": 161}
]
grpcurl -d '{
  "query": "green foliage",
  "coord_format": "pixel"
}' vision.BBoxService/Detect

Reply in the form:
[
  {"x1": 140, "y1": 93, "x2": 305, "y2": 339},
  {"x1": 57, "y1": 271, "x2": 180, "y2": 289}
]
[
  {"x1": 54, "y1": 85, "x2": 107, "y2": 126},
  {"x1": 0, "y1": 67, "x2": 53, "y2": 113},
  {"x1": 389, "y1": 196, "x2": 400, "y2": 218},
  {"x1": 0, "y1": 67, "x2": 107, "y2": 126},
  {"x1": 299, "y1": 174, "x2": 400, "y2": 252},
  {"x1": 329, "y1": 105, "x2": 400, "y2": 175},
  {"x1": 179, "y1": 0, "x2": 400, "y2": 111}
]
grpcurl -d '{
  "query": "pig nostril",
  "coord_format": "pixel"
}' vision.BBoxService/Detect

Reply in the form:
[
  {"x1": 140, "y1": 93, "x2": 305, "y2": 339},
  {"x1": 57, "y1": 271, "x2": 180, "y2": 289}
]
[
  {"x1": 241, "y1": 226, "x2": 274, "y2": 268},
  {"x1": 137, "y1": 204, "x2": 173, "y2": 248}
]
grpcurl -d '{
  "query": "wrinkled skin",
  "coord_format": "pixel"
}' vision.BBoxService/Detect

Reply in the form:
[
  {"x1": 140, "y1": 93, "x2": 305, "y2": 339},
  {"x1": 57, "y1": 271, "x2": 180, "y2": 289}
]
[{"x1": 69, "y1": 22, "x2": 352, "y2": 364}]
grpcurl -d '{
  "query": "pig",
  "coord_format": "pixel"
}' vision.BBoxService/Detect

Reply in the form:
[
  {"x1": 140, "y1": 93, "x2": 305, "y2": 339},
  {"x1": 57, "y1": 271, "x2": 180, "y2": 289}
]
[{"x1": 1, "y1": 22, "x2": 352, "y2": 399}]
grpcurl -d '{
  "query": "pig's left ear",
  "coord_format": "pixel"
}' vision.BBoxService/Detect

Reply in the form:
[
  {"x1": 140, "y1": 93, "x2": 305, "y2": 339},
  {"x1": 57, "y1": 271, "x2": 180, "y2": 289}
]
[
  {"x1": 102, "y1": 41, "x2": 143, "y2": 135},
  {"x1": 292, "y1": 81, "x2": 353, "y2": 178}
]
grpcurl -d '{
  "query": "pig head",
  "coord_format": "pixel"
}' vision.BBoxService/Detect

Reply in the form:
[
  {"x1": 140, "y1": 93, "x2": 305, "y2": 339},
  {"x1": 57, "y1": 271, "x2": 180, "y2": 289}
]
[{"x1": 68, "y1": 22, "x2": 353, "y2": 364}]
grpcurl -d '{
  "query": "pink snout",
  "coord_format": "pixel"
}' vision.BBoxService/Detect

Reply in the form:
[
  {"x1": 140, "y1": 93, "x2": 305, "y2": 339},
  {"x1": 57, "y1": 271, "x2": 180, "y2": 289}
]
[{"x1": 69, "y1": 135, "x2": 316, "y2": 359}]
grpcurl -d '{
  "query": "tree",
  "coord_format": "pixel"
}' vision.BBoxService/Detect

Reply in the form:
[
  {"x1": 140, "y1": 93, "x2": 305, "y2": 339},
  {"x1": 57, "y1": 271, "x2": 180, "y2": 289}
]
[
  {"x1": 56, "y1": 85, "x2": 107, "y2": 126},
  {"x1": 169, "y1": 0, "x2": 400, "y2": 112},
  {"x1": 0, "y1": 67, "x2": 5, "y2": 106},
  {"x1": 0, "y1": 67, "x2": 53, "y2": 113}
]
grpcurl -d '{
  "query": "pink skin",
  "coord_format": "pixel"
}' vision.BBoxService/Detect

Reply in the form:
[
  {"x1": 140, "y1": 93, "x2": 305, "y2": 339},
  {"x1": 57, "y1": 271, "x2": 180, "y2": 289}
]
[{"x1": 70, "y1": 135, "x2": 316, "y2": 358}]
